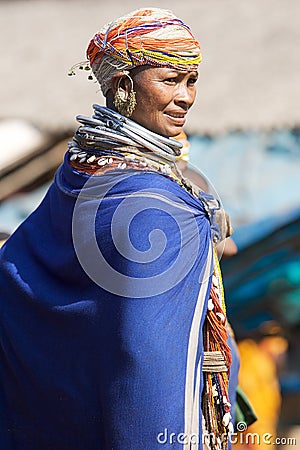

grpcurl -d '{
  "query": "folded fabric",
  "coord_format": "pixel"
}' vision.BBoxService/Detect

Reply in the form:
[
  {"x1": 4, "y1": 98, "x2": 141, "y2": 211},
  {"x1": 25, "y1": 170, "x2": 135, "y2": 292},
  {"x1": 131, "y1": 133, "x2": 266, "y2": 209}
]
[{"x1": 0, "y1": 156, "x2": 217, "y2": 449}]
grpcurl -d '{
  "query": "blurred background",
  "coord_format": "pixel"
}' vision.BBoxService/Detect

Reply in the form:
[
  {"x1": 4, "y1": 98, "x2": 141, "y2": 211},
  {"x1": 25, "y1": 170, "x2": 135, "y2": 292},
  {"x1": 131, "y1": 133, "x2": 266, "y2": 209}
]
[{"x1": 1, "y1": 1, "x2": 300, "y2": 448}]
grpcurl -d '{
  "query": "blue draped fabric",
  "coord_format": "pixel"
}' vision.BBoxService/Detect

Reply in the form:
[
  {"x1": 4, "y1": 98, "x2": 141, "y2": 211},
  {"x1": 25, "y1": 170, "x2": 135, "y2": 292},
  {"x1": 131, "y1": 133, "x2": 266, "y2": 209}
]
[{"x1": 0, "y1": 155, "x2": 236, "y2": 449}]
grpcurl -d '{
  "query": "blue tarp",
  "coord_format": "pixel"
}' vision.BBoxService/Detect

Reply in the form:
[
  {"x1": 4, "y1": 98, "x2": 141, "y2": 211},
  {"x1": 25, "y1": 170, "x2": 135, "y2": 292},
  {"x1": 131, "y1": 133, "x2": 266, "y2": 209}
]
[{"x1": 189, "y1": 129, "x2": 300, "y2": 229}]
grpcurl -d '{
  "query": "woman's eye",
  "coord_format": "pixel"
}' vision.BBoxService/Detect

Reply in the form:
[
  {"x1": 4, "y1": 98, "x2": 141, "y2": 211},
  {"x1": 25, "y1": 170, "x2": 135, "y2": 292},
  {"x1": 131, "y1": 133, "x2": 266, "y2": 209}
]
[
  {"x1": 188, "y1": 77, "x2": 198, "y2": 86},
  {"x1": 164, "y1": 78, "x2": 177, "y2": 84}
]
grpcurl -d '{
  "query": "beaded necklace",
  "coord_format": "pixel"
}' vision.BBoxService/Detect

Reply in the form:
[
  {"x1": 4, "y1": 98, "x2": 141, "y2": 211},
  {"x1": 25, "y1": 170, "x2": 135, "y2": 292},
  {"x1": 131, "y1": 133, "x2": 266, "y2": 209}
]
[{"x1": 202, "y1": 250, "x2": 233, "y2": 450}]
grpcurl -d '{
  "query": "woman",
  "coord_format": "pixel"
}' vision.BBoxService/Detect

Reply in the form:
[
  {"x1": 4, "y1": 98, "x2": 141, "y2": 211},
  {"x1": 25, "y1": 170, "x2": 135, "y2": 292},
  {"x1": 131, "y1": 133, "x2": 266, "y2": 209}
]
[{"x1": 0, "y1": 8, "x2": 236, "y2": 449}]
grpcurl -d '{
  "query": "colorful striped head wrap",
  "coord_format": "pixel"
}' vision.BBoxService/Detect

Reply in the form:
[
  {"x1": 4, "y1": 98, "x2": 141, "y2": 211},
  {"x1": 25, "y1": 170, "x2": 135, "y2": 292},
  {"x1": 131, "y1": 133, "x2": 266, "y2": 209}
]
[{"x1": 86, "y1": 7, "x2": 202, "y2": 95}]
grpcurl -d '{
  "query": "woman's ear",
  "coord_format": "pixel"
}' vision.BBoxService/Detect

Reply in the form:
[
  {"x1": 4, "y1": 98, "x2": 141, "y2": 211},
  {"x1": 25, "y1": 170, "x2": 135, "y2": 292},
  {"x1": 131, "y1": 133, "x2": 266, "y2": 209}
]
[
  {"x1": 111, "y1": 71, "x2": 137, "y2": 117},
  {"x1": 111, "y1": 73, "x2": 131, "y2": 100}
]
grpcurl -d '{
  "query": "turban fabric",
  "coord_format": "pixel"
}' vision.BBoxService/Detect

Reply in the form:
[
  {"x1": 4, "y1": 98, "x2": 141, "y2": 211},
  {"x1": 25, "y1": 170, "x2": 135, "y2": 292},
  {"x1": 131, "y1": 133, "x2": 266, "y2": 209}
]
[{"x1": 86, "y1": 7, "x2": 202, "y2": 95}]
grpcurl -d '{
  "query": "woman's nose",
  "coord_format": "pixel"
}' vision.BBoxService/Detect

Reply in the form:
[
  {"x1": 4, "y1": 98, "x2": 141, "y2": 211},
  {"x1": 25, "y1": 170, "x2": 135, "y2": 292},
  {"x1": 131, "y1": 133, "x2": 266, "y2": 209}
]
[{"x1": 174, "y1": 83, "x2": 195, "y2": 107}]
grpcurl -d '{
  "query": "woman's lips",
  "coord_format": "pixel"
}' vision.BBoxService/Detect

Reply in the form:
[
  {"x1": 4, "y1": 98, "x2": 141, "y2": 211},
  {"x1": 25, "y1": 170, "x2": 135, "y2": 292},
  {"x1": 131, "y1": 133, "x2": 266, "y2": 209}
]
[{"x1": 164, "y1": 112, "x2": 186, "y2": 125}]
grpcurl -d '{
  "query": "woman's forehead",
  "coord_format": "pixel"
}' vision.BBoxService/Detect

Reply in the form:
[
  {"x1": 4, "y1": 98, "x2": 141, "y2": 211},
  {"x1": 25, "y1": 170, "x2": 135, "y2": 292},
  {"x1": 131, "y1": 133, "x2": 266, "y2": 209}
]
[{"x1": 132, "y1": 65, "x2": 198, "y2": 78}]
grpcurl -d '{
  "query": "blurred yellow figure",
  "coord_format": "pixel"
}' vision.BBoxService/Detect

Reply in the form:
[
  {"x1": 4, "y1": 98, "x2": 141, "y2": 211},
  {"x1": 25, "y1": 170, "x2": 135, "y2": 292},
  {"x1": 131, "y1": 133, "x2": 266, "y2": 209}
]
[
  {"x1": 234, "y1": 337, "x2": 285, "y2": 449},
  {"x1": 175, "y1": 130, "x2": 190, "y2": 163}
]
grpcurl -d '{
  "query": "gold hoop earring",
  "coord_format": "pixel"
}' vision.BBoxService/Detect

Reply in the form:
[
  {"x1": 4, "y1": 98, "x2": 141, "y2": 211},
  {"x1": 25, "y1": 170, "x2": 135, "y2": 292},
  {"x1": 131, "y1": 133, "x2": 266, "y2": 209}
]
[{"x1": 113, "y1": 74, "x2": 137, "y2": 118}]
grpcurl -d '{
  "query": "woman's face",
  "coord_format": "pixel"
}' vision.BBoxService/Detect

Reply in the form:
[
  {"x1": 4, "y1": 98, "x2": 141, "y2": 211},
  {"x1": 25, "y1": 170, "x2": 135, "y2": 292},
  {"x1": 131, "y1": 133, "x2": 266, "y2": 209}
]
[{"x1": 130, "y1": 67, "x2": 198, "y2": 137}]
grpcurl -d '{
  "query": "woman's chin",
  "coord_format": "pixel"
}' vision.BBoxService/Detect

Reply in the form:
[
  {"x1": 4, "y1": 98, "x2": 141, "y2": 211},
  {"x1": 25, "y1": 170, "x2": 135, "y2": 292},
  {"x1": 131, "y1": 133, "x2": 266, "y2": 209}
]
[
  {"x1": 165, "y1": 125, "x2": 184, "y2": 138},
  {"x1": 151, "y1": 123, "x2": 184, "y2": 138}
]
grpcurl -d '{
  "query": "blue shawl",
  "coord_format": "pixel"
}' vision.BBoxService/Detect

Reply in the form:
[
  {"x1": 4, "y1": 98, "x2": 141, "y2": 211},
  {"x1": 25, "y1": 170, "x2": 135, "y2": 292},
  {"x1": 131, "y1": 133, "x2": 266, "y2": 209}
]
[{"x1": 0, "y1": 154, "x2": 234, "y2": 449}]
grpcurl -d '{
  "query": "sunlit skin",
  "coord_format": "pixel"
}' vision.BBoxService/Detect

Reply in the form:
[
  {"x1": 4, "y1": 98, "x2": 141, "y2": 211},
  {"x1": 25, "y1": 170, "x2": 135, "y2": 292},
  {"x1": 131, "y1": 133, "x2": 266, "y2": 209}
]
[{"x1": 109, "y1": 66, "x2": 198, "y2": 138}]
